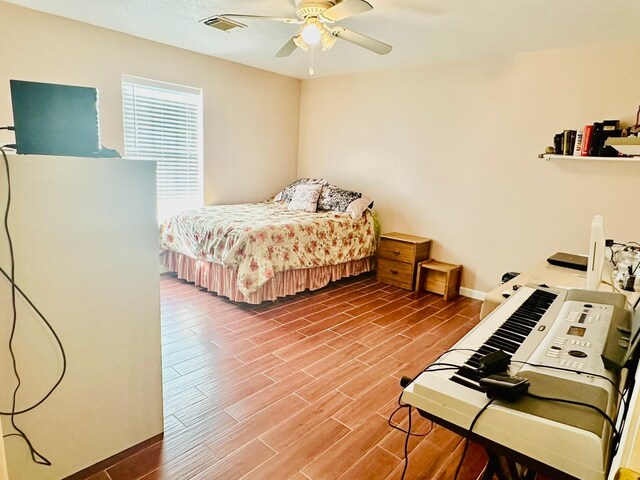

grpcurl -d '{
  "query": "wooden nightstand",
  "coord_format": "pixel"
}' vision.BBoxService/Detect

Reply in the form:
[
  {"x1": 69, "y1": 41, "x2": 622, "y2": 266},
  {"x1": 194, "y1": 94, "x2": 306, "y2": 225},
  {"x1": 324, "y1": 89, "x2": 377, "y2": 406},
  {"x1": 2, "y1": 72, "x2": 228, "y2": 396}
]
[
  {"x1": 416, "y1": 260, "x2": 462, "y2": 301},
  {"x1": 377, "y1": 232, "x2": 432, "y2": 290}
]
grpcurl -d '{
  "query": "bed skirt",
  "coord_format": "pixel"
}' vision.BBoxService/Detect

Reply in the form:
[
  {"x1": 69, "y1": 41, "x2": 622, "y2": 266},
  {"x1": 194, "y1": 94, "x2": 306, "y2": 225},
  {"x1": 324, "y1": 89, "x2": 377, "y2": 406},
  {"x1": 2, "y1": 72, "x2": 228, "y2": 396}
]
[{"x1": 161, "y1": 251, "x2": 374, "y2": 304}]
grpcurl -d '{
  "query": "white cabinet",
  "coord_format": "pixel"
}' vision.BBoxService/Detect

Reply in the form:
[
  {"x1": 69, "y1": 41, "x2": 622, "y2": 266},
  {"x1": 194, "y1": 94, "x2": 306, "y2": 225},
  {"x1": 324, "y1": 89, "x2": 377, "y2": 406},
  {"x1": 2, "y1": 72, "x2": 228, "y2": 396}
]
[{"x1": 0, "y1": 155, "x2": 163, "y2": 479}]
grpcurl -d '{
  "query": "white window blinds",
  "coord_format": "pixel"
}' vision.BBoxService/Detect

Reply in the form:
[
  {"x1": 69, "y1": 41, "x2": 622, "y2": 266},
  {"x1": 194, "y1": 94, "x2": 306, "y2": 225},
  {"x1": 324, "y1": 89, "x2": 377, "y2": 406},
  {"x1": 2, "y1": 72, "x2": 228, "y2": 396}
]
[{"x1": 122, "y1": 75, "x2": 203, "y2": 223}]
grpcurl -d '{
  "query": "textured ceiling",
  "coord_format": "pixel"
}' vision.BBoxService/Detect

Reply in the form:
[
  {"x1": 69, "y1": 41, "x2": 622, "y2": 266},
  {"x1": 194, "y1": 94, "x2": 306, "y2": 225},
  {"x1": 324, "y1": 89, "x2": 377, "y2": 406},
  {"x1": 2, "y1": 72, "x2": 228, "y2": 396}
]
[{"x1": 6, "y1": 0, "x2": 640, "y2": 79}]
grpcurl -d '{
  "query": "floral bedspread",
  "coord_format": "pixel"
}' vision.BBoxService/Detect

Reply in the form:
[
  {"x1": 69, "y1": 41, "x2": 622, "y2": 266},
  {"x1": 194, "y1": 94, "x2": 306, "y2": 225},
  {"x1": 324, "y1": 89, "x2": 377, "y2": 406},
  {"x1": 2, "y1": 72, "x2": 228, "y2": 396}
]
[{"x1": 160, "y1": 202, "x2": 377, "y2": 296}]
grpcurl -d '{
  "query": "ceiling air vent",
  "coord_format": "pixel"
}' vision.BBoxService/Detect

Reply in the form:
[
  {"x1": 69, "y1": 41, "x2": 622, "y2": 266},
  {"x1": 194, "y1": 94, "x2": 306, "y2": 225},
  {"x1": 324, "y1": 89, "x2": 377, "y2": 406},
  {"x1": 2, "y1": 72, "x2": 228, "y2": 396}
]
[{"x1": 202, "y1": 16, "x2": 247, "y2": 32}]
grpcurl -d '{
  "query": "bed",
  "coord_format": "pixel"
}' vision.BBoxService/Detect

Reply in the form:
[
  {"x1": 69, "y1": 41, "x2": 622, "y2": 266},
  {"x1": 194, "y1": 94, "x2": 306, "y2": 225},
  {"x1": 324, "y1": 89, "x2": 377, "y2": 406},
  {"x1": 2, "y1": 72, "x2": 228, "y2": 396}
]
[{"x1": 160, "y1": 182, "x2": 378, "y2": 304}]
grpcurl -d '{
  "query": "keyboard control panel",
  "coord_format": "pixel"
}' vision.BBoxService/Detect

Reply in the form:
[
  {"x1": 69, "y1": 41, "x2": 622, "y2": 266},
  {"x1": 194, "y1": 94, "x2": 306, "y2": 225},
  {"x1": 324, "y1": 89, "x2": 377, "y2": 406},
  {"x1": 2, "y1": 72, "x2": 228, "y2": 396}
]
[{"x1": 530, "y1": 300, "x2": 614, "y2": 376}]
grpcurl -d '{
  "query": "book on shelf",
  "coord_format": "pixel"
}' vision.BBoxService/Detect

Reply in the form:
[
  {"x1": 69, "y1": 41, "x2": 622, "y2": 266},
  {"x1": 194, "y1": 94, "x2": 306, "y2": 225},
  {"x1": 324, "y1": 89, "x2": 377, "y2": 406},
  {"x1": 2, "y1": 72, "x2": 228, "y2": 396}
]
[
  {"x1": 588, "y1": 122, "x2": 604, "y2": 156},
  {"x1": 581, "y1": 124, "x2": 593, "y2": 156},
  {"x1": 573, "y1": 129, "x2": 584, "y2": 156},
  {"x1": 548, "y1": 120, "x2": 629, "y2": 158},
  {"x1": 598, "y1": 120, "x2": 621, "y2": 157},
  {"x1": 587, "y1": 120, "x2": 620, "y2": 156},
  {"x1": 554, "y1": 133, "x2": 563, "y2": 154},
  {"x1": 562, "y1": 129, "x2": 577, "y2": 155}
]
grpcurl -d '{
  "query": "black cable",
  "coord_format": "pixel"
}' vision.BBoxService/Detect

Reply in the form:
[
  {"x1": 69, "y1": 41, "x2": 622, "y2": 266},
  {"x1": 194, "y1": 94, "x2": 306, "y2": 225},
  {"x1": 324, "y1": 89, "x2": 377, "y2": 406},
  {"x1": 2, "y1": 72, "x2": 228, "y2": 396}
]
[
  {"x1": 392, "y1": 348, "x2": 480, "y2": 437},
  {"x1": 607, "y1": 242, "x2": 640, "y2": 276},
  {"x1": 613, "y1": 364, "x2": 639, "y2": 455},
  {"x1": 394, "y1": 361, "x2": 472, "y2": 410},
  {"x1": 433, "y1": 348, "x2": 481, "y2": 362},
  {"x1": 390, "y1": 364, "x2": 462, "y2": 436},
  {"x1": 632, "y1": 259, "x2": 640, "y2": 276},
  {"x1": 419, "y1": 362, "x2": 466, "y2": 370},
  {"x1": 509, "y1": 359, "x2": 626, "y2": 451},
  {"x1": 453, "y1": 398, "x2": 495, "y2": 480},
  {"x1": 397, "y1": 348, "x2": 625, "y2": 477},
  {"x1": 393, "y1": 353, "x2": 474, "y2": 480},
  {"x1": 506, "y1": 358, "x2": 627, "y2": 456},
  {"x1": 607, "y1": 243, "x2": 626, "y2": 266},
  {"x1": 394, "y1": 368, "x2": 461, "y2": 480},
  {"x1": 2, "y1": 146, "x2": 50, "y2": 464},
  {"x1": 524, "y1": 392, "x2": 619, "y2": 439},
  {"x1": 399, "y1": 406, "x2": 412, "y2": 480},
  {"x1": 396, "y1": 348, "x2": 480, "y2": 404},
  {"x1": 0, "y1": 126, "x2": 14, "y2": 131},
  {"x1": 1, "y1": 146, "x2": 65, "y2": 465},
  {"x1": 518, "y1": 358, "x2": 628, "y2": 452},
  {"x1": 388, "y1": 404, "x2": 433, "y2": 437},
  {"x1": 0, "y1": 264, "x2": 67, "y2": 416},
  {"x1": 511, "y1": 360, "x2": 627, "y2": 411}
]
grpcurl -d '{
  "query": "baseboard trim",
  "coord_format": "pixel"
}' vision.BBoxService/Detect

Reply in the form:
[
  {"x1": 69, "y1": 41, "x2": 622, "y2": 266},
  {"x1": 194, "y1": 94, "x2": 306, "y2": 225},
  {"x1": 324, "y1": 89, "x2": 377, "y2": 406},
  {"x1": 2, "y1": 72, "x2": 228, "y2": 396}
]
[
  {"x1": 460, "y1": 287, "x2": 486, "y2": 301},
  {"x1": 62, "y1": 432, "x2": 163, "y2": 480}
]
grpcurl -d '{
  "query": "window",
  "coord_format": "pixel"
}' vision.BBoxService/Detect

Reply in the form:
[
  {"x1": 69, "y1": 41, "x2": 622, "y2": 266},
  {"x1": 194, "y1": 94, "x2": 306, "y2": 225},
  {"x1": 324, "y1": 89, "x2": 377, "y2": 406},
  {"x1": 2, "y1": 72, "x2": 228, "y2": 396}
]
[{"x1": 122, "y1": 75, "x2": 203, "y2": 222}]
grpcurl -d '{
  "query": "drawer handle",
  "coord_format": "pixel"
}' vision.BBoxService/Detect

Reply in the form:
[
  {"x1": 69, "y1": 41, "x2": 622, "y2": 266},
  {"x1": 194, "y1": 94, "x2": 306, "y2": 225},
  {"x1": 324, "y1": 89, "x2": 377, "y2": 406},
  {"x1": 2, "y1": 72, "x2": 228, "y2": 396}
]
[
  {"x1": 390, "y1": 269, "x2": 399, "y2": 275},
  {"x1": 393, "y1": 250, "x2": 401, "y2": 256}
]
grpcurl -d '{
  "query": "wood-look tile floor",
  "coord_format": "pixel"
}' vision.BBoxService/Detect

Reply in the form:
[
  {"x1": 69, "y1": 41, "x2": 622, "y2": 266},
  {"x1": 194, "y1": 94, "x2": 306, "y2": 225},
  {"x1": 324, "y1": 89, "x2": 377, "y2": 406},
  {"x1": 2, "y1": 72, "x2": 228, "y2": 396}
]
[{"x1": 87, "y1": 273, "x2": 493, "y2": 480}]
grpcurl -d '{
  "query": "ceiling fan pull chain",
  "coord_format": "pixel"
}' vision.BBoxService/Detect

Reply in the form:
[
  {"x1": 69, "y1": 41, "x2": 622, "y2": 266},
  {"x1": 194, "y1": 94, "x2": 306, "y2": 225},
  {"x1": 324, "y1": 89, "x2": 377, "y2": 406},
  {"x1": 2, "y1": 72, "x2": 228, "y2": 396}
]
[{"x1": 309, "y1": 43, "x2": 316, "y2": 76}]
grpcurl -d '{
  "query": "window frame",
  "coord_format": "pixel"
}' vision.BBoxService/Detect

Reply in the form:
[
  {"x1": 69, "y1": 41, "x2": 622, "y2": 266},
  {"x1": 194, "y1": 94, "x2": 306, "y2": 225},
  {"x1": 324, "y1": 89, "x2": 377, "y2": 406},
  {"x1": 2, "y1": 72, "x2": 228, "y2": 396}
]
[{"x1": 121, "y1": 74, "x2": 204, "y2": 223}]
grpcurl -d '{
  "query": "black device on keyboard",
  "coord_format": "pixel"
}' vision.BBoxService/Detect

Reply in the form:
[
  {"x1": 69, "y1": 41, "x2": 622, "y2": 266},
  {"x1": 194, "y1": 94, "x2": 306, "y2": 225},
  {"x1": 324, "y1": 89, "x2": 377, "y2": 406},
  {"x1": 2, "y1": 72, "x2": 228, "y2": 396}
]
[{"x1": 479, "y1": 373, "x2": 530, "y2": 402}]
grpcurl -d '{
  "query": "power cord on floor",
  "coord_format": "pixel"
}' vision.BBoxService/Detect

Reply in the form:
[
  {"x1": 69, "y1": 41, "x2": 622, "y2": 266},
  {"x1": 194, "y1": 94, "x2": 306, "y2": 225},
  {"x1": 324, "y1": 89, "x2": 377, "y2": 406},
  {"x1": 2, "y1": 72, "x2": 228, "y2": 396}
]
[
  {"x1": 392, "y1": 348, "x2": 480, "y2": 480},
  {"x1": 1, "y1": 146, "x2": 67, "y2": 466},
  {"x1": 453, "y1": 398, "x2": 495, "y2": 480}
]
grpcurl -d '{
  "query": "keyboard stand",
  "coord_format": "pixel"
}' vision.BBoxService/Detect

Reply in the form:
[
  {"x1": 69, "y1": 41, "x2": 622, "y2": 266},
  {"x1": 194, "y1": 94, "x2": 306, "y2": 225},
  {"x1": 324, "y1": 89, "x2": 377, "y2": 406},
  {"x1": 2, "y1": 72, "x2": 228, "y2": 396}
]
[{"x1": 484, "y1": 452, "x2": 528, "y2": 480}]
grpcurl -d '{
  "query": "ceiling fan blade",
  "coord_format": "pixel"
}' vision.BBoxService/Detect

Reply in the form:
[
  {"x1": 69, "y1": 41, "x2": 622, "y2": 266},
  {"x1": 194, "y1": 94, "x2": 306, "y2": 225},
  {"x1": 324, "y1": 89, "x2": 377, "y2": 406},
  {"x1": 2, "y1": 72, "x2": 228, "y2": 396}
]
[
  {"x1": 332, "y1": 27, "x2": 392, "y2": 55},
  {"x1": 275, "y1": 36, "x2": 298, "y2": 57},
  {"x1": 322, "y1": 0, "x2": 373, "y2": 21},
  {"x1": 207, "y1": 14, "x2": 301, "y2": 24}
]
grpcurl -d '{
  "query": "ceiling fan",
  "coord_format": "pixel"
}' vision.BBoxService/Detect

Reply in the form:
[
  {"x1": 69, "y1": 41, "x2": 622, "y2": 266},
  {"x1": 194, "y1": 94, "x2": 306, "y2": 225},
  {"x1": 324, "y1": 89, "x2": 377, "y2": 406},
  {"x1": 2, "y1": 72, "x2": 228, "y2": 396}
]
[{"x1": 202, "y1": 0, "x2": 392, "y2": 60}]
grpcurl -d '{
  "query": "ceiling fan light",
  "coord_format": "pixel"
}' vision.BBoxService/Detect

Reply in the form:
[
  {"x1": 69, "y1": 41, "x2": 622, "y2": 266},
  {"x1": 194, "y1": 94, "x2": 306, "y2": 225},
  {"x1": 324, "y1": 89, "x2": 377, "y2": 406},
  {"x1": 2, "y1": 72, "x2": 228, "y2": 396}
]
[
  {"x1": 293, "y1": 34, "x2": 309, "y2": 51},
  {"x1": 319, "y1": 28, "x2": 335, "y2": 51},
  {"x1": 301, "y1": 21, "x2": 322, "y2": 45}
]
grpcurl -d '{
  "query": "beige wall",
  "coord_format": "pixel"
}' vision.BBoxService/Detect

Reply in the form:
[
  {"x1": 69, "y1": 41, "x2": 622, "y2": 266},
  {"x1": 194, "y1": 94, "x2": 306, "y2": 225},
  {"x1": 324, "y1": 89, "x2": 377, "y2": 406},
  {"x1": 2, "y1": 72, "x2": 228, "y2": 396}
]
[
  {"x1": 298, "y1": 44, "x2": 640, "y2": 293},
  {"x1": 0, "y1": 3, "x2": 300, "y2": 478},
  {"x1": 0, "y1": 1, "x2": 301, "y2": 205}
]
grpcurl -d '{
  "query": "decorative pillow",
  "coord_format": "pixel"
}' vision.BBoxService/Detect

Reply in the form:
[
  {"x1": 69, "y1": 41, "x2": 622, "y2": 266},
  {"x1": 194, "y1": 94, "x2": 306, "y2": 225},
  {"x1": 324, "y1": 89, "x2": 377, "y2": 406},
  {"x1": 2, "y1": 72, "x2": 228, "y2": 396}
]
[
  {"x1": 317, "y1": 184, "x2": 362, "y2": 212},
  {"x1": 346, "y1": 195, "x2": 373, "y2": 219},
  {"x1": 274, "y1": 178, "x2": 327, "y2": 203},
  {"x1": 287, "y1": 183, "x2": 323, "y2": 212}
]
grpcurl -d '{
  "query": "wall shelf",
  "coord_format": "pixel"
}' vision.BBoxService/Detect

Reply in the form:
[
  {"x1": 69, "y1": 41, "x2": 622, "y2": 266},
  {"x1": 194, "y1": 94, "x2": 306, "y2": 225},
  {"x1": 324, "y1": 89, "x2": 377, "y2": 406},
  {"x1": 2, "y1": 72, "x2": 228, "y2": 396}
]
[{"x1": 539, "y1": 153, "x2": 640, "y2": 162}]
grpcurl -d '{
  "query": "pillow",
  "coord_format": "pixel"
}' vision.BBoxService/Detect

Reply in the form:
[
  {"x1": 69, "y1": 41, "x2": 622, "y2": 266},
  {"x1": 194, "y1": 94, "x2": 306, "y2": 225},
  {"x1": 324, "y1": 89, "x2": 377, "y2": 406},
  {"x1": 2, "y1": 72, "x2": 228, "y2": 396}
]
[
  {"x1": 346, "y1": 195, "x2": 373, "y2": 219},
  {"x1": 317, "y1": 184, "x2": 362, "y2": 212},
  {"x1": 274, "y1": 178, "x2": 327, "y2": 203},
  {"x1": 287, "y1": 183, "x2": 323, "y2": 212}
]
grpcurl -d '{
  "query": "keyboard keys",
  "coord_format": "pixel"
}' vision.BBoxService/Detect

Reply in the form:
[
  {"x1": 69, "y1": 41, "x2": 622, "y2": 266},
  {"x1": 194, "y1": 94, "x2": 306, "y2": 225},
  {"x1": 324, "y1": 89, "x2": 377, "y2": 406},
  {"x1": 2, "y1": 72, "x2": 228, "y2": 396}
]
[{"x1": 450, "y1": 289, "x2": 557, "y2": 392}]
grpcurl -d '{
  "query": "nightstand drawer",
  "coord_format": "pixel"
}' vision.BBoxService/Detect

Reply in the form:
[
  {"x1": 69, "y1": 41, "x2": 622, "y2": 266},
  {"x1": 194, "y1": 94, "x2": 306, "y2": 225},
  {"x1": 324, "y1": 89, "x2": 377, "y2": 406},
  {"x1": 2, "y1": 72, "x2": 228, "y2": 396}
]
[
  {"x1": 377, "y1": 232, "x2": 432, "y2": 290},
  {"x1": 377, "y1": 258, "x2": 414, "y2": 289},
  {"x1": 379, "y1": 239, "x2": 416, "y2": 263}
]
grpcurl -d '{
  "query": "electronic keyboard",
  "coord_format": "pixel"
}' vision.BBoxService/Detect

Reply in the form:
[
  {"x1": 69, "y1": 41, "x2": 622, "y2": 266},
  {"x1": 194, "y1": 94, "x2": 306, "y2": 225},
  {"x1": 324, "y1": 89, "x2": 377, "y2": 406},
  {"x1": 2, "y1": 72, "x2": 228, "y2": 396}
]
[{"x1": 401, "y1": 285, "x2": 628, "y2": 480}]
